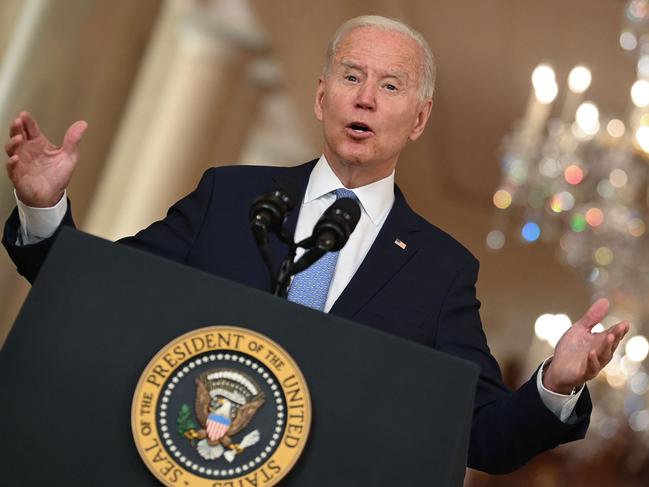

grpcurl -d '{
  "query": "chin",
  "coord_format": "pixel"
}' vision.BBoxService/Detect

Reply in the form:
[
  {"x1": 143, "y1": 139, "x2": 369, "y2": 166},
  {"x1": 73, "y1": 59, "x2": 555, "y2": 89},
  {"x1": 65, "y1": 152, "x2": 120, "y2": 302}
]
[{"x1": 336, "y1": 145, "x2": 375, "y2": 166}]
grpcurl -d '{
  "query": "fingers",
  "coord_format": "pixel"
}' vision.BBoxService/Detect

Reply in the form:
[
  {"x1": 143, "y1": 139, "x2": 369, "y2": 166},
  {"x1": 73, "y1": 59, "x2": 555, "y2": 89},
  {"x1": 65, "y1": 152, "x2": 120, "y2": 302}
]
[
  {"x1": 4, "y1": 134, "x2": 23, "y2": 156},
  {"x1": 586, "y1": 350, "x2": 601, "y2": 378},
  {"x1": 9, "y1": 117, "x2": 25, "y2": 139},
  {"x1": 61, "y1": 120, "x2": 87, "y2": 154},
  {"x1": 607, "y1": 320, "x2": 630, "y2": 343},
  {"x1": 6, "y1": 154, "x2": 19, "y2": 172},
  {"x1": 574, "y1": 297, "x2": 609, "y2": 330},
  {"x1": 595, "y1": 333, "x2": 616, "y2": 368},
  {"x1": 20, "y1": 111, "x2": 42, "y2": 139}
]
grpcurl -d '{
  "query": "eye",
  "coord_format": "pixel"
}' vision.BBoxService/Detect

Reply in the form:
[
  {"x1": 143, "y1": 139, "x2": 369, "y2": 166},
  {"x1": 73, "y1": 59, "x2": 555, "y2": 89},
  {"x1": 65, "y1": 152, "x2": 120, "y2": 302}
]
[
  {"x1": 344, "y1": 74, "x2": 358, "y2": 82},
  {"x1": 384, "y1": 83, "x2": 398, "y2": 92}
]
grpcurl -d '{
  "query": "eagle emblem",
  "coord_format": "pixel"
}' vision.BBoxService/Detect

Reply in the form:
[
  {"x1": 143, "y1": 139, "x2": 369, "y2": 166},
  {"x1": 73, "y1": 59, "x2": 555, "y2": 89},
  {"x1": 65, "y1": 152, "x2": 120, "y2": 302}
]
[{"x1": 177, "y1": 368, "x2": 266, "y2": 462}]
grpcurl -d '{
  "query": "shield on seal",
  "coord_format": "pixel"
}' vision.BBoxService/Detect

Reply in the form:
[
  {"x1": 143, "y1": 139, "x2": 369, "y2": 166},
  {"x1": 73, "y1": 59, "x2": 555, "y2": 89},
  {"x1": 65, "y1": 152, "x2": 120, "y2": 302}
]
[{"x1": 206, "y1": 413, "x2": 231, "y2": 441}]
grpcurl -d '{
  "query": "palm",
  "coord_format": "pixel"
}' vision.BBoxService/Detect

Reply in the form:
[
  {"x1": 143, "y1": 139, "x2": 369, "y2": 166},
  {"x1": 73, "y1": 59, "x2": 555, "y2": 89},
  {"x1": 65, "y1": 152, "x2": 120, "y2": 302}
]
[
  {"x1": 544, "y1": 298, "x2": 629, "y2": 394},
  {"x1": 11, "y1": 136, "x2": 74, "y2": 203},
  {"x1": 5, "y1": 112, "x2": 87, "y2": 207}
]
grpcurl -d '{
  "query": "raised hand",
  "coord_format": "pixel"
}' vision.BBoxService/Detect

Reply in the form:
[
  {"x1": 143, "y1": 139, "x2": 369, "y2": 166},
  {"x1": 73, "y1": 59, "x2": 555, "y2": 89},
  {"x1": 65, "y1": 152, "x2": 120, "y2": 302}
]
[
  {"x1": 543, "y1": 298, "x2": 629, "y2": 395},
  {"x1": 4, "y1": 111, "x2": 87, "y2": 207}
]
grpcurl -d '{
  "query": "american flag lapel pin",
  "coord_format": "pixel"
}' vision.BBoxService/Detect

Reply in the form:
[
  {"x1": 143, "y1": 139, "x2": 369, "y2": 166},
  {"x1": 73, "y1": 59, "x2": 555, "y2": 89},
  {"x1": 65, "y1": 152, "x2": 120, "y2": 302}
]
[{"x1": 394, "y1": 238, "x2": 407, "y2": 250}]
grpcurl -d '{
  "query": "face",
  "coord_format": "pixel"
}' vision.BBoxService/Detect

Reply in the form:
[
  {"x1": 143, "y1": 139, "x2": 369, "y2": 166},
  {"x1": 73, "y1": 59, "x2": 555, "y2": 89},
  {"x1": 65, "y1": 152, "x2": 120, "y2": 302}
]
[{"x1": 314, "y1": 26, "x2": 432, "y2": 185}]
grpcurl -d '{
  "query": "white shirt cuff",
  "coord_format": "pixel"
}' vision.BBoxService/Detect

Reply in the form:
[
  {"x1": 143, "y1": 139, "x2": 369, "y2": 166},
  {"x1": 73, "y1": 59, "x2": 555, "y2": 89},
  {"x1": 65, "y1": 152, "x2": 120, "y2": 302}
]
[
  {"x1": 536, "y1": 356, "x2": 584, "y2": 423},
  {"x1": 15, "y1": 190, "x2": 68, "y2": 245}
]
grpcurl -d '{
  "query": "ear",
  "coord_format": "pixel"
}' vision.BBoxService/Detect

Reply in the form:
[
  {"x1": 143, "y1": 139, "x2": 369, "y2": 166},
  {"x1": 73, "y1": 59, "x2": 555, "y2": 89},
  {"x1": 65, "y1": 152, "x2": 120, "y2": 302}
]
[
  {"x1": 314, "y1": 77, "x2": 325, "y2": 121},
  {"x1": 408, "y1": 98, "x2": 433, "y2": 141}
]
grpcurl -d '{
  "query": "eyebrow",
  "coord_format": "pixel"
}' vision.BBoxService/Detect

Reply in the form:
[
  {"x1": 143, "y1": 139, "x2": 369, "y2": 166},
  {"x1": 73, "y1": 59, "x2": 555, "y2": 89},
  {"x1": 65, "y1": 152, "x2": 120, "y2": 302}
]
[{"x1": 339, "y1": 59, "x2": 410, "y2": 83}]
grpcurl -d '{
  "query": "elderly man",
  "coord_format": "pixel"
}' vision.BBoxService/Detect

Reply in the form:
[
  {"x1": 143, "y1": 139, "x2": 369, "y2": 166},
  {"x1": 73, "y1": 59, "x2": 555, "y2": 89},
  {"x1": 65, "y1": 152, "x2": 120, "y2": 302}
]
[{"x1": 3, "y1": 15, "x2": 628, "y2": 473}]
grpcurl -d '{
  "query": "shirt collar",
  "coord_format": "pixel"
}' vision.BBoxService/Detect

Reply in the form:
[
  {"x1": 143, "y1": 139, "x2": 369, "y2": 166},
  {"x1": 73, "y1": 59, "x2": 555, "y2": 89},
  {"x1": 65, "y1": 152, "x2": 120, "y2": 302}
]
[{"x1": 304, "y1": 155, "x2": 395, "y2": 226}]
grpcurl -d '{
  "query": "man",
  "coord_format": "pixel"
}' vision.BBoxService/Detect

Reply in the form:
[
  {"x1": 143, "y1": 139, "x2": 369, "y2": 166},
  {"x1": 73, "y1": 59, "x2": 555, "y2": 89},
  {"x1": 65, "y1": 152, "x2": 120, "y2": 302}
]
[{"x1": 3, "y1": 15, "x2": 629, "y2": 474}]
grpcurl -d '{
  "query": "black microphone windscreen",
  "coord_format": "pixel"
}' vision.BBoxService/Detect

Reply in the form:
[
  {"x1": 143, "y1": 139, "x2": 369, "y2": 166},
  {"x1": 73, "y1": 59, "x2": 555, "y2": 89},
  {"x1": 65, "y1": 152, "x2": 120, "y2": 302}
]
[
  {"x1": 327, "y1": 197, "x2": 361, "y2": 229},
  {"x1": 272, "y1": 178, "x2": 301, "y2": 210}
]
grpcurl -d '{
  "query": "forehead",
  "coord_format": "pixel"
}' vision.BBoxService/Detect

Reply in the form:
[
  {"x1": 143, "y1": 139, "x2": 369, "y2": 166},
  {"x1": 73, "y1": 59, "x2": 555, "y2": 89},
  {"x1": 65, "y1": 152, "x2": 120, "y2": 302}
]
[{"x1": 333, "y1": 26, "x2": 423, "y2": 77}]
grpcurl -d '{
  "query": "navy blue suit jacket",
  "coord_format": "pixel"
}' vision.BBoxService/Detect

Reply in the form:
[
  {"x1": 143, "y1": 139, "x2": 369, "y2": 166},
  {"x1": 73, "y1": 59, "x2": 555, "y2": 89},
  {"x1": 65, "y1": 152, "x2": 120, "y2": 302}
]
[{"x1": 3, "y1": 159, "x2": 592, "y2": 473}]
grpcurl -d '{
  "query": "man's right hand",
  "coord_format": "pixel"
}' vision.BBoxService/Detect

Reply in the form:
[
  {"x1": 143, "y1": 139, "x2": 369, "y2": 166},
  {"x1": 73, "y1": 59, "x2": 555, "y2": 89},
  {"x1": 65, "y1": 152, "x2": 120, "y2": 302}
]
[{"x1": 4, "y1": 111, "x2": 87, "y2": 208}]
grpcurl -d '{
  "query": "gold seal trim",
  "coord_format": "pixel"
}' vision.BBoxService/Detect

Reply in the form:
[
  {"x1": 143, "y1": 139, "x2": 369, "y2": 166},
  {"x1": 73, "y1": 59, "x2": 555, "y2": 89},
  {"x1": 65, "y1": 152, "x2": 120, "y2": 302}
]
[{"x1": 132, "y1": 326, "x2": 311, "y2": 486}]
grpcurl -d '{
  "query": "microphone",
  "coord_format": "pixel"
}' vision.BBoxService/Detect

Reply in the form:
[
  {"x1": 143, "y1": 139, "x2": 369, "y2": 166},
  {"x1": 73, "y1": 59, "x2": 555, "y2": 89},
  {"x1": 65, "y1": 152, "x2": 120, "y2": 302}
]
[
  {"x1": 291, "y1": 197, "x2": 361, "y2": 275},
  {"x1": 312, "y1": 197, "x2": 361, "y2": 251},
  {"x1": 249, "y1": 179, "x2": 300, "y2": 246}
]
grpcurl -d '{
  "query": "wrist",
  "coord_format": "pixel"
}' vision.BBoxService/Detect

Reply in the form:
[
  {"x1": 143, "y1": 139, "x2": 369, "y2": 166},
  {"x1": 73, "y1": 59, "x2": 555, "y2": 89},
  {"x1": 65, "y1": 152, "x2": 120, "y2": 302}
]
[
  {"x1": 542, "y1": 361, "x2": 578, "y2": 395},
  {"x1": 16, "y1": 190, "x2": 64, "y2": 209}
]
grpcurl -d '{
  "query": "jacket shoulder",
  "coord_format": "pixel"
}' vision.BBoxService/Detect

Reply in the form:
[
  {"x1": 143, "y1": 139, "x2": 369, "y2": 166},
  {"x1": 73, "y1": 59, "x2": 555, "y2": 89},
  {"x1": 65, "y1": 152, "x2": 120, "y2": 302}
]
[
  {"x1": 204, "y1": 161, "x2": 315, "y2": 180},
  {"x1": 411, "y1": 212, "x2": 478, "y2": 266}
]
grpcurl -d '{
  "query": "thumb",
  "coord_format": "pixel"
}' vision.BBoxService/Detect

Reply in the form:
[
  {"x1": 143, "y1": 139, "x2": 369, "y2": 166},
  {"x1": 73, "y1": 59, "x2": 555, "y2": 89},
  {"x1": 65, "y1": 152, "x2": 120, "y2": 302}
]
[
  {"x1": 574, "y1": 297, "x2": 609, "y2": 330},
  {"x1": 62, "y1": 120, "x2": 88, "y2": 154}
]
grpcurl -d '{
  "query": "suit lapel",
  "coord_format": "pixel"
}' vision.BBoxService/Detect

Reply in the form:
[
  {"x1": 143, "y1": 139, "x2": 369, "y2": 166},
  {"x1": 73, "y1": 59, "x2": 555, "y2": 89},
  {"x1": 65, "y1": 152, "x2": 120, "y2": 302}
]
[{"x1": 330, "y1": 186, "x2": 422, "y2": 319}]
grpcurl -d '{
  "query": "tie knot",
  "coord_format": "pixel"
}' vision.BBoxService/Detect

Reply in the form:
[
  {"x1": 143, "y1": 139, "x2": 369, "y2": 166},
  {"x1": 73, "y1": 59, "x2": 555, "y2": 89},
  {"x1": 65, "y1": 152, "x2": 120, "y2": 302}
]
[{"x1": 334, "y1": 188, "x2": 357, "y2": 200}]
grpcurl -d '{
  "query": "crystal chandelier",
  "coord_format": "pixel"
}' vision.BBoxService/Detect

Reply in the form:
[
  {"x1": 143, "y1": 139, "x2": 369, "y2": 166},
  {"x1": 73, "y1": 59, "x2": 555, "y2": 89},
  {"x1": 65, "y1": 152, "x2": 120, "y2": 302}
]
[{"x1": 490, "y1": 0, "x2": 649, "y2": 442}]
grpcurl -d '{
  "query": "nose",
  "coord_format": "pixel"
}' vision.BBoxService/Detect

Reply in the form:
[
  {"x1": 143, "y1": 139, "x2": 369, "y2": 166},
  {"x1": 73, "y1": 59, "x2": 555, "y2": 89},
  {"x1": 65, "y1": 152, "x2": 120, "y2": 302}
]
[{"x1": 355, "y1": 82, "x2": 376, "y2": 111}]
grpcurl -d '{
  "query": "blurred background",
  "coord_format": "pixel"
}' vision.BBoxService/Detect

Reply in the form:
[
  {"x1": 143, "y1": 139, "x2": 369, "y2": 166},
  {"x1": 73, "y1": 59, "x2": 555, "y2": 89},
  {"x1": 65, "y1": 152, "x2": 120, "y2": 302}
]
[{"x1": 1, "y1": 0, "x2": 648, "y2": 484}]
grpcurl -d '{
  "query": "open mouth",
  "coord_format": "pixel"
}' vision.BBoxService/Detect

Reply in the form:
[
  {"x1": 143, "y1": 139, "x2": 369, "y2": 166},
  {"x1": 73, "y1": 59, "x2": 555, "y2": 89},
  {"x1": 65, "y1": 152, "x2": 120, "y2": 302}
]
[{"x1": 346, "y1": 122, "x2": 373, "y2": 135}]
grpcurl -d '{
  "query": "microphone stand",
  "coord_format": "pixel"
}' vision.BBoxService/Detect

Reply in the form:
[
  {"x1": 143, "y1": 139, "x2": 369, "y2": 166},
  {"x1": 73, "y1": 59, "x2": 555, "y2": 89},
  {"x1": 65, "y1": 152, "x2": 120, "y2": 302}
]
[{"x1": 272, "y1": 234, "x2": 334, "y2": 298}]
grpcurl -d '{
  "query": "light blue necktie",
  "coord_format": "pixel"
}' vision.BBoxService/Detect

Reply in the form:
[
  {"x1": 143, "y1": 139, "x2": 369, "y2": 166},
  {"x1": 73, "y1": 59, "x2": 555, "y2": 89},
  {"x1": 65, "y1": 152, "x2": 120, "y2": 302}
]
[{"x1": 287, "y1": 188, "x2": 357, "y2": 311}]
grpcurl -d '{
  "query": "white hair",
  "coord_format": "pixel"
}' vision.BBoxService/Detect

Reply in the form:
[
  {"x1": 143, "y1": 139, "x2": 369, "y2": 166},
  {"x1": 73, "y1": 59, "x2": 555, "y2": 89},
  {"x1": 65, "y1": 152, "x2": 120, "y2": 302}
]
[{"x1": 323, "y1": 15, "x2": 436, "y2": 100}]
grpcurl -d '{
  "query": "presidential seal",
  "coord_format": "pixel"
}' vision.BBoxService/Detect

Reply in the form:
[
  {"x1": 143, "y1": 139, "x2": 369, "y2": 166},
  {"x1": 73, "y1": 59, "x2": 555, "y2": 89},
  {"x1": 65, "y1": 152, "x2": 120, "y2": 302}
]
[{"x1": 132, "y1": 326, "x2": 311, "y2": 486}]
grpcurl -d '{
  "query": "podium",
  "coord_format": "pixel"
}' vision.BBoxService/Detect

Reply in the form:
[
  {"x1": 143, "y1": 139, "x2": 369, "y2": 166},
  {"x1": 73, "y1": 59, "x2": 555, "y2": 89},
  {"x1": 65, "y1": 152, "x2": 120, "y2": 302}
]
[{"x1": 0, "y1": 228, "x2": 478, "y2": 486}]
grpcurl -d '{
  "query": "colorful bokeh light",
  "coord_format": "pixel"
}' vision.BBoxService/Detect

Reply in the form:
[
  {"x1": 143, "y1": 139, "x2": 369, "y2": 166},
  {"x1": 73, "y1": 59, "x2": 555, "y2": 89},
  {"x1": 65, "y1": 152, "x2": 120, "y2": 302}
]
[
  {"x1": 521, "y1": 222, "x2": 541, "y2": 242},
  {"x1": 570, "y1": 213, "x2": 587, "y2": 232},
  {"x1": 564, "y1": 165, "x2": 584, "y2": 185},
  {"x1": 629, "y1": 218, "x2": 646, "y2": 237},
  {"x1": 585, "y1": 207, "x2": 604, "y2": 227},
  {"x1": 593, "y1": 246, "x2": 614, "y2": 266},
  {"x1": 486, "y1": 230, "x2": 505, "y2": 250},
  {"x1": 609, "y1": 169, "x2": 628, "y2": 188},
  {"x1": 493, "y1": 189, "x2": 512, "y2": 209}
]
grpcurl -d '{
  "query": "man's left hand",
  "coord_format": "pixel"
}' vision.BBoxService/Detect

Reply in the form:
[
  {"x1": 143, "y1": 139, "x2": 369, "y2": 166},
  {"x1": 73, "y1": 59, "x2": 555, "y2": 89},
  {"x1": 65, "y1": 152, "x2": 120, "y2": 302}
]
[{"x1": 543, "y1": 298, "x2": 630, "y2": 395}]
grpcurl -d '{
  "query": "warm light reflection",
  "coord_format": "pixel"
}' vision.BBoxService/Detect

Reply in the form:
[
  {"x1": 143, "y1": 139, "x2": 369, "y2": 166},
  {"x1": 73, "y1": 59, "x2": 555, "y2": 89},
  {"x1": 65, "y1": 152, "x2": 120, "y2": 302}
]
[
  {"x1": 564, "y1": 165, "x2": 584, "y2": 185},
  {"x1": 628, "y1": 218, "x2": 646, "y2": 237},
  {"x1": 493, "y1": 189, "x2": 512, "y2": 209},
  {"x1": 534, "y1": 313, "x2": 572, "y2": 348},
  {"x1": 639, "y1": 55, "x2": 649, "y2": 77},
  {"x1": 635, "y1": 126, "x2": 649, "y2": 152},
  {"x1": 532, "y1": 64, "x2": 558, "y2": 104},
  {"x1": 532, "y1": 64, "x2": 555, "y2": 90},
  {"x1": 609, "y1": 169, "x2": 628, "y2": 188},
  {"x1": 593, "y1": 246, "x2": 613, "y2": 266},
  {"x1": 592, "y1": 323, "x2": 605, "y2": 333},
  {"x1": 631, "y1": 79, "x2": 649, "y2": 107},
  {"x1": 626, "y1": 335, "x2": 649, "y2": 362},
  {"x1": 535, "y1": 82, "x2": 558, "y2": 104},
  {"x1": 534, "y1": 314, "x2": 554, "y2": 341},
  {"x1": 575, "y1": 102, "x2": 600, "y2": 135},
  {"x1": 568, "y1": 66, "x2": 592, "y2": 94},
  {"x1": 585, "y1": 207, "x2": 604, "y2": 227},
  {"x1": 606, "y1": 119, "x2": 625, "y2": 138},
  {"x1": 550, "y1": 192, "x2": 575, "y2": 213}
]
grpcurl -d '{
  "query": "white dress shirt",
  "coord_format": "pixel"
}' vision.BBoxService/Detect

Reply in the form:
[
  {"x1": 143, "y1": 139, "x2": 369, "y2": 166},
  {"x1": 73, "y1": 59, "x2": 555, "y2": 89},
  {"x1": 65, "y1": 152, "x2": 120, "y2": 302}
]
[
  {"x1": 292, "y1": 155, "x2": 394, "y2": 312},
  {"x1": 14, "y1": 154, "x2": 582, "y2": 421}
]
